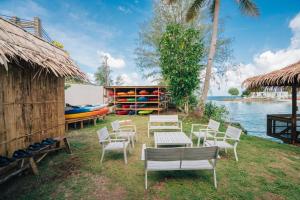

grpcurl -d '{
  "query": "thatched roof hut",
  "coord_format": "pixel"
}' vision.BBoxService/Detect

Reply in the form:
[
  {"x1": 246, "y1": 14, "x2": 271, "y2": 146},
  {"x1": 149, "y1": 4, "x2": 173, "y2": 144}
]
[
  {"x1": 243, "y1": 61, "x2": 300, "y2": 144},
  {"x1": 0, "y1": 17, "x2": 86, "y2": 156},
  {"x1": 0, "y1": 17, "x2": 86, "y2": 79},
  {"x1": 243, "y1": 61, "x2": 300, "y2": 89}
]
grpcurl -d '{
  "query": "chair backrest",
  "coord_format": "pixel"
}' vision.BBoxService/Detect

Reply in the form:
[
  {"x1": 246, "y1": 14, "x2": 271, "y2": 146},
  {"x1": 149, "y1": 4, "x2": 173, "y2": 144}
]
[
  {"x1": 145, "y1": 146, "x2": 218, "y2": 161},
  {"x1": 225, "y1": 126, "x2": 242, "y2": 140},
  {"x1": 149, "y1": 115, "x2": 179, "y2": 123},
  {"x1": 97, "y1": 127, "x2": 110, "y2": 143},
  {"x1": 181, "y1": 147, "x2": 218, "y2": 160},
  {"x1": 208, "y1": 119, "x2": 220, "y2": 131},
  {"x1": 111, "y1": 120, "x2": 120, "y2": 132}
]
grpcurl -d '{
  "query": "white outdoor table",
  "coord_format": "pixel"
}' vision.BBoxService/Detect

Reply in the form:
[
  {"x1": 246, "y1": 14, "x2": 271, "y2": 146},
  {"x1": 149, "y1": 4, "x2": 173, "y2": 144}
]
[{"x1": 154, "y1": 132, "x2": 193, "y2": 148}]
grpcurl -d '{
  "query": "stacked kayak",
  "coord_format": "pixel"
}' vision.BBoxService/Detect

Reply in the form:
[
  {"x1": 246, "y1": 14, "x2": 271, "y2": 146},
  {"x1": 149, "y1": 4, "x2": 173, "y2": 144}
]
[{"x1": 65, "y1": 104, "x2": 109, "y2": 119}]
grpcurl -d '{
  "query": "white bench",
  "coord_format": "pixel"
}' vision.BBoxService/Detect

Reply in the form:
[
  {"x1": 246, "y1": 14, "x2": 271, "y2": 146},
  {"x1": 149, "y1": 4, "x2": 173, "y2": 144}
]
[
  {"x1": 148, "y1": 115, "x2": 182, "y2": 138},
  {"x1": 141, "y1": 144, "x2": 219, "y2": 189}
]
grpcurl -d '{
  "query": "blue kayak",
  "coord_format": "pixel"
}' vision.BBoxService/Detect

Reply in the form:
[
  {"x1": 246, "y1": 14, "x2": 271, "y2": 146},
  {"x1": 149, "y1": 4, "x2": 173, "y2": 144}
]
[{"x1": 65, "y1": 107, "x2": 91, "y2": 114}]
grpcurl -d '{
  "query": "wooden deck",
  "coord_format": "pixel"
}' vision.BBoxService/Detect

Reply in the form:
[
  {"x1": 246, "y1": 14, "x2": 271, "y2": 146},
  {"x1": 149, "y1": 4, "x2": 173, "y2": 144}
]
[{"x1": 267, "y1": 114, "x2": 300, "y2": 143}]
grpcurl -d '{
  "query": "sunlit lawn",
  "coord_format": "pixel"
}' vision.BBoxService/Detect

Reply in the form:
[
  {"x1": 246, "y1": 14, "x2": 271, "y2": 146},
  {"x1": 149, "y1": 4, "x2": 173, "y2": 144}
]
[{"x1": 1, "y1": 114, "x2": 300, "y2": 200}]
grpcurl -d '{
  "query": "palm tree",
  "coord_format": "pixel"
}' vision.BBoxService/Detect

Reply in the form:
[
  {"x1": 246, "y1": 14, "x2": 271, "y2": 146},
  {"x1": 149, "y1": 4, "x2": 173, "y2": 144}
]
[{"x1": 167, "y1": 0, "x2": 259, "y2": 115}]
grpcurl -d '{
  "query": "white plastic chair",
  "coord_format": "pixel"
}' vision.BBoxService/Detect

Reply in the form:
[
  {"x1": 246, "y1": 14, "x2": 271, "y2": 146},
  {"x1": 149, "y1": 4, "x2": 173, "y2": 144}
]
[
  {"x1": 190, "y1": 119, "x2": 220, "y2": 146},
  {"x1": 98, "y1": 127, "x2": 130, "y2": 164},
  {"x1": 111, "y1": 120, "x2": 137, "y2": 148},
  {"x1": 204, "y1": 125, "x2": 242, "y2": 161}
]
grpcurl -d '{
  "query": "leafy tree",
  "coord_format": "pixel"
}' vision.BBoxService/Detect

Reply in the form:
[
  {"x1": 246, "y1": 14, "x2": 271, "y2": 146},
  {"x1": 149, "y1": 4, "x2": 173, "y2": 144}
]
[
  {"x1": 228, "y1": 87, "x2": 239, "y2": 96},
  {"x1": 136, "y1": 1, "x2": 223, "y2": 81},
  {"x1": 241, "y1": 89, "x2": 251, "y2": 97},
  {"x1": 137, "y1": 0, "x2": 234, "y2": 111},
  {"x1": 159, "y1": 23, "x2": 204, "y2": 113},
  {"x1": 204, "y1": 102, "x2": 228, "y2": 122},
  {"x1": 115, "y1": 75, "x2": 125, "y2": 86},
  {"x1": 180, "y1": 0, "x2": 259, "y2": 115},
  {"x1": 94, "y1": 65, "x2": 113, "y2": 86}
]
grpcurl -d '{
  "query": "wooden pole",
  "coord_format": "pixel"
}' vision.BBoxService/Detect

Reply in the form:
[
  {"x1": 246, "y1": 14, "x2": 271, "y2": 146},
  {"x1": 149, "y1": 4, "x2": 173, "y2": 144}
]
[
  {"x1": 33, "y1": 17, "x2": 42, "y2": 38},
  {"x1": 291, "y1": 84, "x2": 297, "y2": 144},
  {"x1": 10, "y1": 16, "x2": 20, "y2": 25},
  {"x1": 103, "y1": 56, "x2": 109, "y2": 86}
]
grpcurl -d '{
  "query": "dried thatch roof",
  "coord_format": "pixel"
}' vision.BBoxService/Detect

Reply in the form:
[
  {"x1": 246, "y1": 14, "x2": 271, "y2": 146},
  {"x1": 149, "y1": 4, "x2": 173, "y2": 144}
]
[
  {"x1": 243, "y1": 61, "x2": 300, "y2": 89},
  {"x1": 0, "y1": 17, "x2": 86, "y2": 80}
]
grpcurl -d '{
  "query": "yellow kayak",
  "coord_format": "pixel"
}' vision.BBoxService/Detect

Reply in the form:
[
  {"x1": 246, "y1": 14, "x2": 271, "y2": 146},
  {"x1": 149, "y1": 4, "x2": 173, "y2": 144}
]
[{"x1": 65, "y1": 107, "x2": 109, "y2": 119}]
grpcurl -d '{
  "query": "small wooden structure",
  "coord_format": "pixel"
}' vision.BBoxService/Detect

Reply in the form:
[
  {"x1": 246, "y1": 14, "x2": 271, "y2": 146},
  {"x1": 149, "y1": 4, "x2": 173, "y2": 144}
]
[
  {"x1": 0, "y1": 17, "x2": 86, "y2": 178},
  {"x1": 243, "y1": 61, "x2": 300, "y2": 144},
  {"x1": 65, "y1": 114, "x2": 106, "y2": 131}
]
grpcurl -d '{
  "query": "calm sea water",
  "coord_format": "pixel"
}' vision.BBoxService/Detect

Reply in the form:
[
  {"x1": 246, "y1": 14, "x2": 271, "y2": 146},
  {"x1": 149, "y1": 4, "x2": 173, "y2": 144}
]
[{"x1": 208, "y1": 96, "x2": 294, "y2": 141}]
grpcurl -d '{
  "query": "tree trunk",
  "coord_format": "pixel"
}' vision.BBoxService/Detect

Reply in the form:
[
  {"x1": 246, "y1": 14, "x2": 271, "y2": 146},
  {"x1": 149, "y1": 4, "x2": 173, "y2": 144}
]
[{"x1": 195, "y1": 0, "x2": 220, "y2": 116}]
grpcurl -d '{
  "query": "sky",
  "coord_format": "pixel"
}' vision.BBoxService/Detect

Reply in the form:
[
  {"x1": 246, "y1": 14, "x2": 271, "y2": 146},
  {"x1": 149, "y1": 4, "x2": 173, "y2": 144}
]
[{"x1": 1, "y1": 0, "x2": 300, "y2": 95}]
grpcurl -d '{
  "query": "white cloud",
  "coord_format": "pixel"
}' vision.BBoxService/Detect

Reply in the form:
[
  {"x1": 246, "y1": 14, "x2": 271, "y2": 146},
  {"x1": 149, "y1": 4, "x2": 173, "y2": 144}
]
[
  {"x1": 289, "y1": 13, "x2": 300, "y2": 48},
  {"x1": 111, "y1": 72, "x2": 154, "y2": 86},
  {"x1": 97, "y1": 51, "x2": 126, "y2": 69},
  {"x1": 212, "y1": 12, "x2": 300, "y2": 95}
]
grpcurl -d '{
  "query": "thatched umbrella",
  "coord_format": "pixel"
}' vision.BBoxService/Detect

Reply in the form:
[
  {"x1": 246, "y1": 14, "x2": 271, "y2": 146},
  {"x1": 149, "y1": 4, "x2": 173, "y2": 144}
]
[{"x1": 243, "y1": 61, "x2": 300, "y2": 143}]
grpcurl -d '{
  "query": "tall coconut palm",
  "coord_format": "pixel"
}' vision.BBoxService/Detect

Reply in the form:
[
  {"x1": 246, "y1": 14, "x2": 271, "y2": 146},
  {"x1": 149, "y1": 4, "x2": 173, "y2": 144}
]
[
  {"x1": 187, "y1": 0, "x2": 259, "y2": 115},
  {"x1": 166, "y1": 0, "x2": 259, "y2": 115}
]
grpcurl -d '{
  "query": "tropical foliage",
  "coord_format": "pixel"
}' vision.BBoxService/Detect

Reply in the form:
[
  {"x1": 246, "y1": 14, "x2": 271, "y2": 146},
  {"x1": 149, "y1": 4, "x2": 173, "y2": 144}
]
[
  {"x1": 228, "y1": 87, "x2": 239, "y2": 96},
  {"x1": 115, "y1": 75, "x2": 125, "y2": 86},
  {"x1": 183, "y1": 0, "x2": 259, "y2": 115},
  {"x1": 241, "y1": 89, "x2": 251, "y2": 97},
  {"x1": 159, "y1": 24, "x2": 204, "y2": 113},
  {"x1": 94, "y1": 65, "x2": 113, "y2": 86},
  {"x1": 204, "y1": 101, "x2": 228, "y2": 122},
  {"x1": 51, "y1": 40, "x2": 64, "y2": 49}
]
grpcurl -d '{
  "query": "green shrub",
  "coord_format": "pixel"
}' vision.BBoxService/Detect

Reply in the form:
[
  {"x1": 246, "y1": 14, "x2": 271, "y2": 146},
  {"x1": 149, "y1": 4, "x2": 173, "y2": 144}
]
[{"x1": 204, "y1": 102, "x2": 228, "y2": 122}]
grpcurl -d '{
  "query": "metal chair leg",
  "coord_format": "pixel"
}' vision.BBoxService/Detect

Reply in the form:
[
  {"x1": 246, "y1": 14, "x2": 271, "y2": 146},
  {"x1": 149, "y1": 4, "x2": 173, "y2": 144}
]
[
  {"x1": 213, "y1": 169, "x2": 217, "y2": 189},
  {"x1": 124, "y1": 147, "x2": 128, "y2": 164},
  {"x1": 100, "y1": 149, "x2": 105, "y2": 164}
]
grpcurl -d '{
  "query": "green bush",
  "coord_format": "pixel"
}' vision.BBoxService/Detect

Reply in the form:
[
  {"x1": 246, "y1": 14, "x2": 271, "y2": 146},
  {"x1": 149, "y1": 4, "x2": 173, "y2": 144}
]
[
  {"x1": 228, "y1": 87, "x2": 239, "y2": 96},
  {"x1": 159, "y1": 23, "x2": 204, "y2": 112},
  {"x1": 204, "y1": 102, "x2": 228, "y2": 122}
]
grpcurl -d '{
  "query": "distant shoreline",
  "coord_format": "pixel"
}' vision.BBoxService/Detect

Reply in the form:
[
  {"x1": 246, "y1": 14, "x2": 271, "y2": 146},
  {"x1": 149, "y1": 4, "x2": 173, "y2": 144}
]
[{"x1": 221, "y1": 97, "x2": 277, "y2": 102}]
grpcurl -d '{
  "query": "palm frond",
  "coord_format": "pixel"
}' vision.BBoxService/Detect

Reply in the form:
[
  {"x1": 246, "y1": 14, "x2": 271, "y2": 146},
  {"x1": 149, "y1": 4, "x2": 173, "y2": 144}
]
[
  {"x1": 164, "y1": 0, "x2": 177, "y2": 5},
  {"x1": 186, "y1": 0, "x2": 208, "y2": 22},
  {"x1": 237, "y1": 0, "x2": 259, "y2": 16},
  {"x1": 209, "y1": 0, "x2": 216, "y2": 20}
]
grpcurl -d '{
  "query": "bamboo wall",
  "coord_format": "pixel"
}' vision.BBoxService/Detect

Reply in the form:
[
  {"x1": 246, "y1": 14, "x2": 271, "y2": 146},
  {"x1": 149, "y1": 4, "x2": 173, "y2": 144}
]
[{"x1": 0, "y1": 63, "x2": 65, "y2": 156}]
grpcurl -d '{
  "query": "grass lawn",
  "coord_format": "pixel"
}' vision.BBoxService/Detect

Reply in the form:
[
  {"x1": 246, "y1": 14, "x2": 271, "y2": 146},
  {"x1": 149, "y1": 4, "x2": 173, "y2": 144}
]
[{"x1": 1, "y1": 115, "x2": 300, "y2": 200}]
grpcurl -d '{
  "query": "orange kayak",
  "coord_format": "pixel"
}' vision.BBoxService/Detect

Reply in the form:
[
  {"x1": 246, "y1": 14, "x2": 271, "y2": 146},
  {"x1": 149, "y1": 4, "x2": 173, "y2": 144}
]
[{"x1": 65, "y1": 107, "x2": 109, "y2": 119}]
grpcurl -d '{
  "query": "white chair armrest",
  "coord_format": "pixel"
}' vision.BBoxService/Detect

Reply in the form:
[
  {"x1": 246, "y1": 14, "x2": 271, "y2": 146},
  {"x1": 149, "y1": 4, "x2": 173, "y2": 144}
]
[
  {"x1": 110, "y1": 138, "x2": 126, "y2": 142},
  {"x1": 198, "y1": 129, "x2": 215, "y2": 132},
  {"x1": 120, "y1": 124, "x2": 136, "y2": 132},
  {"x1": 99, "y1": 139, "x2": 109, "y2": 144},
  {"x1": 191, "y1": 124, "x2": 208, "y2": 132},
  {"x1": 119, "y1": 127, "x2": 135, "y2": 132},
  {"x1": 225, "y1": 137, "x2": 240, "y2": 142},
  {"x1": 213, "y1": 136, "x2": 225, "y2": 140}
]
